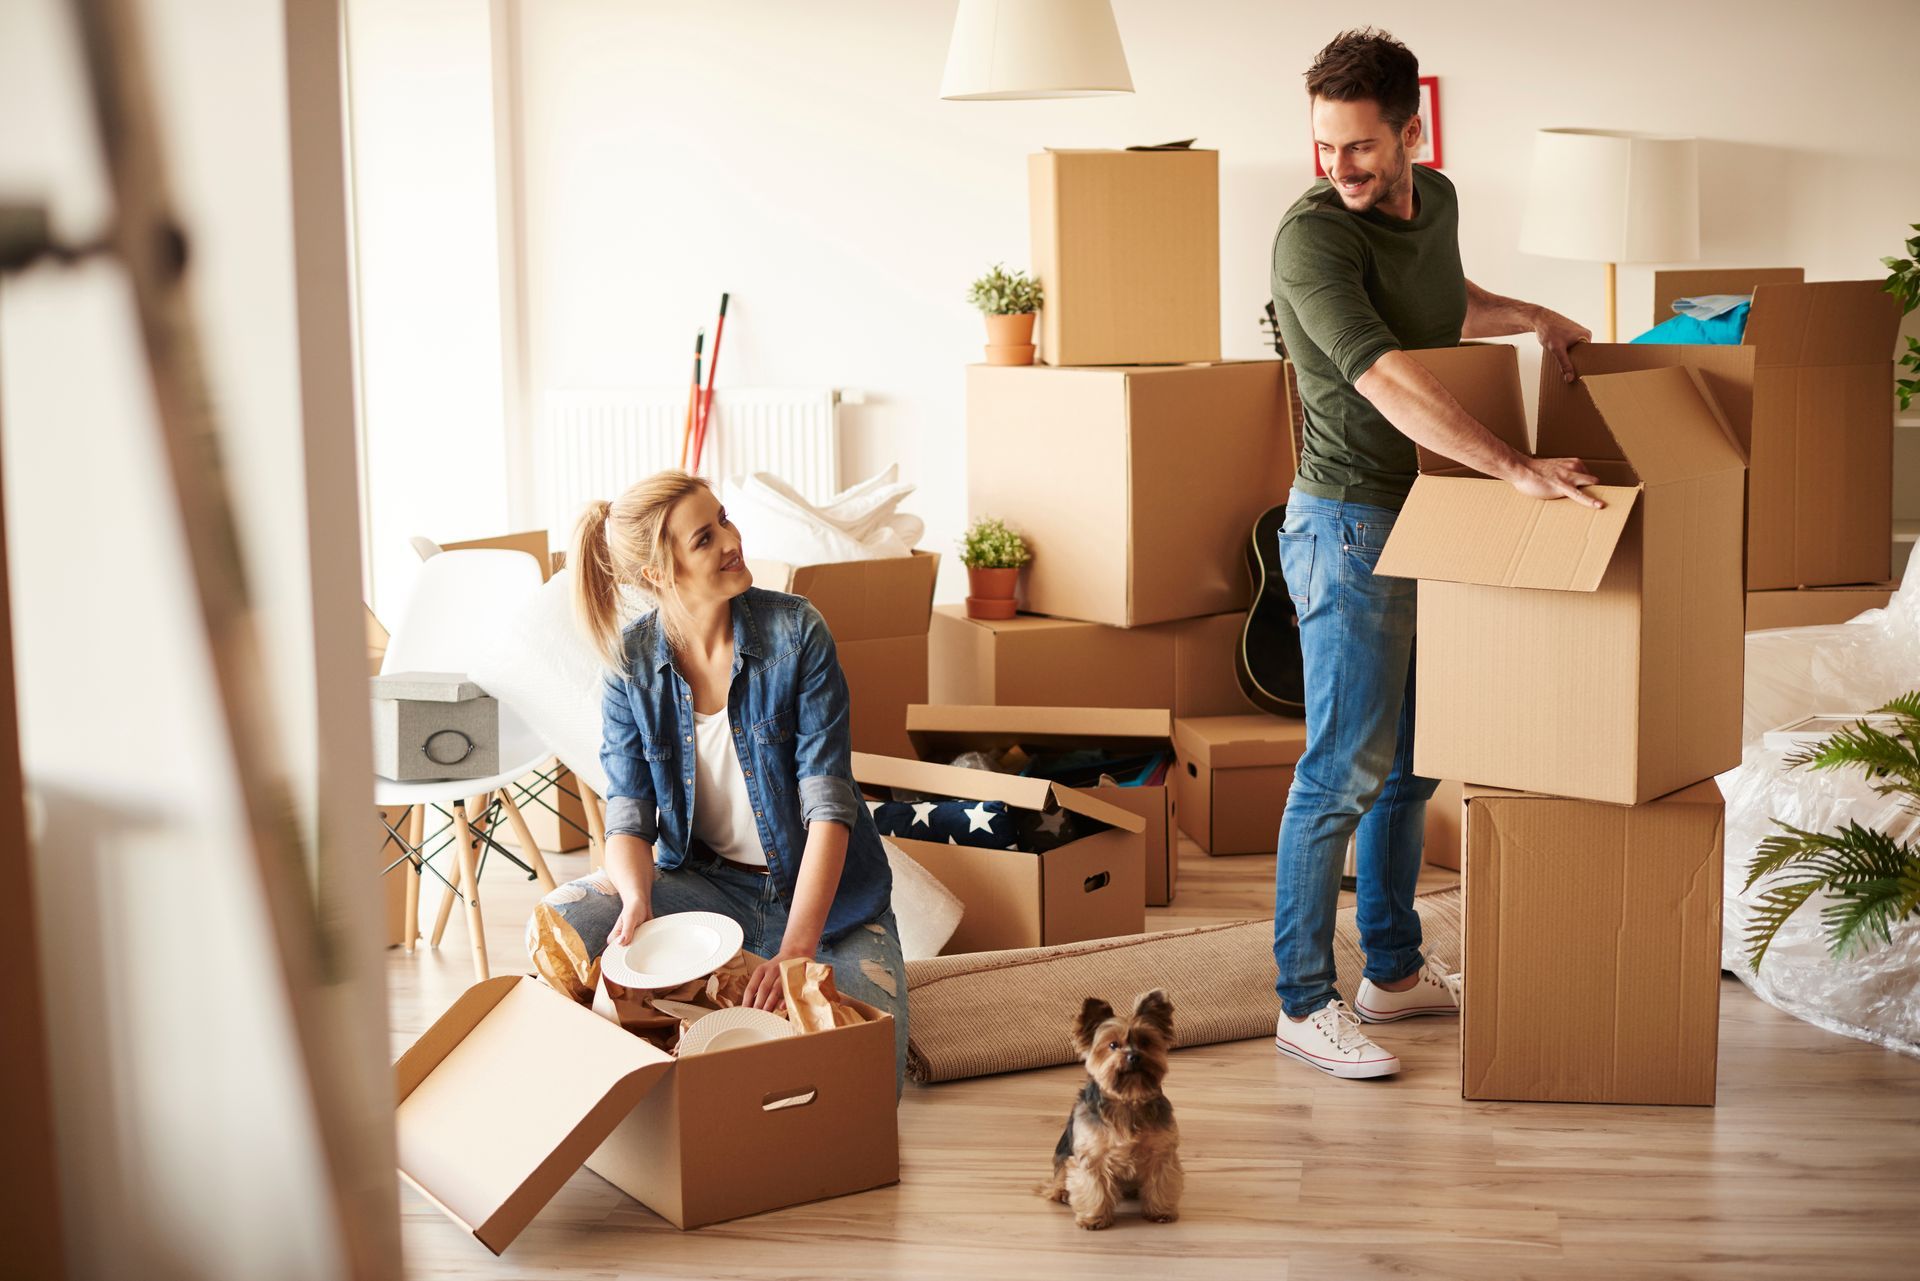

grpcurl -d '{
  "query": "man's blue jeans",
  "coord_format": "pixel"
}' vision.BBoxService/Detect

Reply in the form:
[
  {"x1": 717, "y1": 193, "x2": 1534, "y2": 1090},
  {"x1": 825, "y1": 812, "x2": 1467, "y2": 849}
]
[{"x1": 1272, "y1": 491, "x2": 1438, "y2": 1019}]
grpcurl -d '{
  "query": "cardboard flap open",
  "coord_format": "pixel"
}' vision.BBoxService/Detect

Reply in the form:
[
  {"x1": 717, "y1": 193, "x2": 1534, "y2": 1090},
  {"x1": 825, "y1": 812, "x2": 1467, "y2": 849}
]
[
  {"x1": 906, "y1": 704, "x2": 1172, "y2": 756},
  {"x1": 396, "y1": 977, "x2": 673, "y2": 1254},
  {"x1": 1535, "y1": 343, "x2": 1756, "y2": 462},
  {"x1": 1581, "y1": 366, "x2": 1747, "y2": 482},
  {"x1": 851, "y1": 751, "x2": 1145, "y2": 832},
  {"x1": 746, "y1": 551, "x2": 939, "y2": 642},
  {"x1": 1650, "y1": 266, "x2": 1804, "y2": 323},
  {"x1": 1374, "y1": 476, "x2": 1639, "y2": 591},
  {"x1": 1406, "y1": 344, "x2": 1531, "y2": 473},
  {"x1": 1742, "y1": 280, "x2": 1902, "y2": 368}
]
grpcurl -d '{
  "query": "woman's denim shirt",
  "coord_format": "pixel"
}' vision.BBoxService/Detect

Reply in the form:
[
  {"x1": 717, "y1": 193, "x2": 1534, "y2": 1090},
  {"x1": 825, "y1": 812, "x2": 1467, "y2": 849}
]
[{"x1": 599, "y1": 587, "x2": 892, "y2": 941}]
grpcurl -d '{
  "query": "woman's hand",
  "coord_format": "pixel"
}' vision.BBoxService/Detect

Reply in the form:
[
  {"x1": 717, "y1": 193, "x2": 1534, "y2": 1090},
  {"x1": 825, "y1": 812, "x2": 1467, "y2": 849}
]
[
  {"x1": 607, "y1": 896, "x2": 653, "y2": 949},
  {"x1": 742, "y1": 947, "x2": 812, "y2": 1011}
]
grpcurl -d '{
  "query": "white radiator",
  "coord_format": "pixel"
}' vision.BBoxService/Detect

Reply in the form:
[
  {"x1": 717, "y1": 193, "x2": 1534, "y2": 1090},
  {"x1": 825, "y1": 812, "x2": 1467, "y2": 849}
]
[{"x1": 535, "y1": 387, "x2": 842, "y2": 535}]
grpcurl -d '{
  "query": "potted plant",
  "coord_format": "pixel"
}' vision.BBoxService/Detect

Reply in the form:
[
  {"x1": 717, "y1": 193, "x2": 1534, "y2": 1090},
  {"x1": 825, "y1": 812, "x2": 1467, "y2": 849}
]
[
  {"x1": 959, "y1": 515, "x2": 1031, "y2": 620},
  {"x1": 1880, "y1": 223, "x2": 1919, "y2": 410},
  {"x1": 967, "y1": 263, "x2": 1043, "y2": 366}
]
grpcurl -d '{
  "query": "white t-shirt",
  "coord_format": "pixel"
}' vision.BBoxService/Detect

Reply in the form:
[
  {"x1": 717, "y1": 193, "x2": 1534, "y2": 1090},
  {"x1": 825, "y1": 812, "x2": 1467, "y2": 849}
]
[{"x1": 690, "y1": 708, "x2": 768, "y2": 867}]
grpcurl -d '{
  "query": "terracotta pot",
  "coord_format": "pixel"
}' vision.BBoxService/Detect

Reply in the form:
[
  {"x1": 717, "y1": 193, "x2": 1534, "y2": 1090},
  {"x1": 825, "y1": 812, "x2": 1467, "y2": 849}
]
[
  {"x1": 983, "y1": 312, "x2": 1037, "y2": 366},
  {"x1": 967, "y1": 566, "x2": 1019, "y2": 600},
  {"x1": 965, "y1": 594, "x2": 1017, "y2": 620}
]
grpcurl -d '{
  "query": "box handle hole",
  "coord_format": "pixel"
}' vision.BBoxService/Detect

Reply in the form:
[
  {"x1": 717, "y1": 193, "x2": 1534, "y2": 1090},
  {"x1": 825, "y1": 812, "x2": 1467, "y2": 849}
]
[
  {"x1": 762, "y1": 1086, "x2": 818, "y2": 1112},
  {"x1": 1083, "y1": 872, "x2": 1109, "y2": 894},
  {"x1": 1186, "y1": 761, "x2": 1197, "y2": 777}
]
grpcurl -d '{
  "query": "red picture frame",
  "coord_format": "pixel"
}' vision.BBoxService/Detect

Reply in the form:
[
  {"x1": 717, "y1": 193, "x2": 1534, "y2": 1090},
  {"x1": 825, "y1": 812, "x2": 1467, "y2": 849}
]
[{"x1": 1312, "y1": 75, "x2": 1443, "y2": 176}]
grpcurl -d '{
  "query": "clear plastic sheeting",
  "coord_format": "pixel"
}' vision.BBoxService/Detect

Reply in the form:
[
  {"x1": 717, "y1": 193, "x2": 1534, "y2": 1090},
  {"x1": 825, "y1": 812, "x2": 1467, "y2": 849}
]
[{"x1": 1719, "y1": 556, "x2": 1920, "y2": 1057}]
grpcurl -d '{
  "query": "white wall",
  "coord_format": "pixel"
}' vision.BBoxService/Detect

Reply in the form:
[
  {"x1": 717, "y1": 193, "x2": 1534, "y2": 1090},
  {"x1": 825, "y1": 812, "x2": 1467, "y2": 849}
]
[
  {"x1": 0, "y1": 0, "x2": 397, "y2": 1276},
  {"x1": 504, "y1": 0, "x2": 1920, "y2": 599}
]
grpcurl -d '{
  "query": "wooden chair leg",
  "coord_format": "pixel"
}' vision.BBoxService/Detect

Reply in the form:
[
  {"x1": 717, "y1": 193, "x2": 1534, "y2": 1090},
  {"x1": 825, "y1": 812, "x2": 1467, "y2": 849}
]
[
  {"x1": 580, "y1": 780, "x2": 606, "y2": 872},
  {"x1": 428, "y1": 805, "x2": 458, "y2": 948},
  {"x1": 450, "y1": 798, "x2": 489, "y2": 981},
  {"x1": 496, "y1": 786, "x2": 557, "y2": 893},
  {"x1": 403, "y1": 803, "x2": 423, "y2": 953}
]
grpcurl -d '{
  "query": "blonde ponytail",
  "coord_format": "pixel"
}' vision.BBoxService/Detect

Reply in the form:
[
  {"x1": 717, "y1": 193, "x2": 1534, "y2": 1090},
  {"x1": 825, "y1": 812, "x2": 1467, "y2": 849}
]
[{"x1": 570, "y1": 469, "x2": 715, "y2": 674}]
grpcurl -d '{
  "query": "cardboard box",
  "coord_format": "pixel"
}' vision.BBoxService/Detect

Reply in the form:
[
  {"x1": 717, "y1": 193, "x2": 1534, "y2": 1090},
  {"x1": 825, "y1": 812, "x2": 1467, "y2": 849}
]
[
  {"x1": 1029, "y1": 148, "x2": 1220, "y2": 367},
  {"x1": 749, "y1": 551, "x2": 939, "y2": 758},
  {"x1": 968, "y1": 360, "x2": 1290, "y2": 627},
  {"x1": 1650, "y1": 270, "x2": 1902, "y2": 589},
  {"x1": 513, "y1": 763, "x2": 591, "y2": 854},
  {"x1": 396, "y1": 975, "x2": 898, "y2": 1250},
  {"x1": 905, "y1": 704, "x2": 1179, "y2": 907},
  {"x1": 1171, "y1": 715, "x2": 1309, "y2": 855},
  {"x1": 1423, "y1": 778, "x2": 1463, "y2": 872},
  {"x1": 853, "y1": 750, "x2": 1145, "y2": 954},
  {"x1": 929, "y1": 606, "x2": 1258, "y2": 716},
  {"x1": 1745, "y1": 583, "x2": 1897, "y2": 631},
  {"x1": 1461, "y1": 782, "x2": 1723, "y2": 1105},
  {"x1": 1376, "y1": 346, "x2": 1747, "y2": 805}
]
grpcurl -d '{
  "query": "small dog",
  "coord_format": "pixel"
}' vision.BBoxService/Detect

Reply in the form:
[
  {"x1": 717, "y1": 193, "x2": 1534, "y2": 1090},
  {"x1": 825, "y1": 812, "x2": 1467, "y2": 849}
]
[{"x1": 1038, "y1": 989, "x2": 1184, "y2": 1230}]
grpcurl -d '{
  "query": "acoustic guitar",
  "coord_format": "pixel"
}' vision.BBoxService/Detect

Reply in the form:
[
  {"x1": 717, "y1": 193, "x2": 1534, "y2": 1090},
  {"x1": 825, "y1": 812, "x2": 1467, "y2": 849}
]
[{"x1": 1235, "y1": 305, "x2": 1307, "y2": 717}]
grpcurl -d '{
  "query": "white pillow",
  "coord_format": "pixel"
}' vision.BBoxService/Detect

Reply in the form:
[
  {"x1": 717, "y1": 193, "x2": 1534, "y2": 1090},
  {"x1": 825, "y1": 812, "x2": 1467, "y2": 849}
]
[{"x1": 884, "y1": 837, "x2": 964, "y2": 961}]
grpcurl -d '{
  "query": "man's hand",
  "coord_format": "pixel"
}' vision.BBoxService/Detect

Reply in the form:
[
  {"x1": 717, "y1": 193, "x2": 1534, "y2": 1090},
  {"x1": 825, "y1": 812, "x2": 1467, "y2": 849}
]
[
  {"x1": 1534, "y1": 309, "x2": 1592, "y2": 384},
  {"x1": 1509, "y1": 456, "x2": 1604, "y2": 509},
  {"x1": 607, "y1": 897, "x2": 653, "y2": 949},
  {"x1": 743, "y1": 948, "x2": 812, "y2": 1012}
]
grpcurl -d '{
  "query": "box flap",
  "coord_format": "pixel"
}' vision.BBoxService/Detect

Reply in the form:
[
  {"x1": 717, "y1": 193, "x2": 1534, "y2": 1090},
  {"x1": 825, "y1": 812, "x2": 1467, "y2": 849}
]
[
  {"x1": 1651, "y1": 266, "x2": 1804, "y2": 324},
  {"x1": 906, "y1": 704, "x2": 1172, "y2": 757},
  {"x1": 745, "y1": 550, "x2": 939, "y2": 642},
  {"x1": 1742, "y1": 280, "x2": 1903, "y2": 368},
  {"x1": 1580, "y1": 366, "x2": 1747, "y2": 482},
  {"x1": 395, "y1": 977, "x2": 673, "y2": 1255},
  {"x1": 1374, "y1": 476, "x2": 1639, "y2": 591},
  {"x1": 1171, "y1": 714, "x2": 1309, "y2": 768},
  {"x1": 1406, "y1": 344, "x2": 1531, "y2": 473},
  {"x1": 851, "y1": 751, "x2": 1144, "y2": 833},
  {"x1": 1535, "y1": 342, "x2": 1756, "y2": 462}
]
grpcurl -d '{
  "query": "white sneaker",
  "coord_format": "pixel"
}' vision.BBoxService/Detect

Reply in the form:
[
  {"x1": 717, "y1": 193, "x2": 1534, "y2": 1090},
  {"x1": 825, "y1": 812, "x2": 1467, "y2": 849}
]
[
  {"x1": 1355, "y1": 961, "x2": 1462, "y2": 1024},
  {"x1": 1274, "y1": 999, "x2": 1401, "y2": 1079}
]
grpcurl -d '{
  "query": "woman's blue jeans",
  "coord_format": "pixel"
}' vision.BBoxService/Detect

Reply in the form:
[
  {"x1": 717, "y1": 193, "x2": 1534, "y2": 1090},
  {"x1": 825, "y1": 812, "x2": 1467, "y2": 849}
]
[{"x1": 1271, "y1": 491, "x2": 1439, "y2": 1019}]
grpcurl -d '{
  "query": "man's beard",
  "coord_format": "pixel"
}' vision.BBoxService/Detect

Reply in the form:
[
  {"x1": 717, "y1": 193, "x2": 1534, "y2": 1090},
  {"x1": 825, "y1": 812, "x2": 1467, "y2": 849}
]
[{"x1": 1342, "y1": 144, "x2": 1410, "y2": 212}]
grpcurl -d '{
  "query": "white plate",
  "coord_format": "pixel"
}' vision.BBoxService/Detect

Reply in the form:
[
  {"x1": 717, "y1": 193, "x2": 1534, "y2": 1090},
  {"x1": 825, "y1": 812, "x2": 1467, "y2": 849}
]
[
  {"x1": 676, "y1": 1006, "x2": 795, "y2": 1056},
  {"x1": 600, "y1": 911, "x2": 744, "y2": 991}
]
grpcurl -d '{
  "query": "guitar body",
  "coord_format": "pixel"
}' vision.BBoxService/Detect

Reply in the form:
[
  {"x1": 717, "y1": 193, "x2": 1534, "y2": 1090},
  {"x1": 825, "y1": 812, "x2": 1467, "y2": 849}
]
[{"x1": 1236, "y1": 502, "x2": 1306, "y2": 717}]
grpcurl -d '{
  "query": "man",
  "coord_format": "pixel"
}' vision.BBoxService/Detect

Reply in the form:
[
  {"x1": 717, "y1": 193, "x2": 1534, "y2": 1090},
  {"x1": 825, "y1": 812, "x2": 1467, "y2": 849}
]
[{"x1": 1268, "y1": 28, "x2": 1601, "y2": 1079}]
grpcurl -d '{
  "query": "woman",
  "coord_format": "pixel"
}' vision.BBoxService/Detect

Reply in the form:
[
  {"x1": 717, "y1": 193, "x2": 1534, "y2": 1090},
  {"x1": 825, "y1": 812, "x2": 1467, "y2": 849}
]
[{"x1": 526, "y1": 469, "x2": 909, "y2": 1089}]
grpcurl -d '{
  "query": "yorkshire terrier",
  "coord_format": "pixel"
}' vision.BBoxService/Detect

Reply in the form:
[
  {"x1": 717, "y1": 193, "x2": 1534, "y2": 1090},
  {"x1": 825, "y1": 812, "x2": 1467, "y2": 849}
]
[{"x1": 1038, "y1": 989, "x2": 1184, "y2": 1229}]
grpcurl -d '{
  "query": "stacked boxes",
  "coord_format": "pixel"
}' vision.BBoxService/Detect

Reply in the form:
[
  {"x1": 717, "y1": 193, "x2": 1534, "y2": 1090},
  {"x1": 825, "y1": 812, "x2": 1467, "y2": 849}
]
[{"x1": 1377, "y1": 343, "x2": 1743, "y2": 1105}]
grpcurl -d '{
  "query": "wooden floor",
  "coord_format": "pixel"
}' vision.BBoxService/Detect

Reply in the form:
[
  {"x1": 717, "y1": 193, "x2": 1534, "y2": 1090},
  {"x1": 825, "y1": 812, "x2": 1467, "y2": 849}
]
[{"x1": 387, "y1": 837, "x2": 1920, "y2": 1280}]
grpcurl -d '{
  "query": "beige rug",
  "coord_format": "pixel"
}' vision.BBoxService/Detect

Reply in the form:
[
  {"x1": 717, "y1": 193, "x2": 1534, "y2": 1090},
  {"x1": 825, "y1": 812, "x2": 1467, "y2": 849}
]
[{"x1": 904, "y1": 888, "x2": 1463, "y2": 1084}]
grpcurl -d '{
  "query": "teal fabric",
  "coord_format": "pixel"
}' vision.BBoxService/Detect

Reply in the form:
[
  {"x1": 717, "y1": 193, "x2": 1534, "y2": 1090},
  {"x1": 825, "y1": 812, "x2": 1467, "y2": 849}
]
[{"x1": 1632, "y1": 301, "x2": 1750, "y2": 345}]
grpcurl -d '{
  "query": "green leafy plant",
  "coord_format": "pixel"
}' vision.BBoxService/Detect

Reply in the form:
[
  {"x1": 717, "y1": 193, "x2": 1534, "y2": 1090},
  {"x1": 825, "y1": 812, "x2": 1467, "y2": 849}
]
[
  {"x1": 1880, "y1": 224, "x2": 1919, "y2": 411},
  {"x1": 966, "y1": 263, "x2": 1043, "y2": 316},
  {"x1": 1743, "y1": 692, "x2": 1920, "y2": 972},
  {"x1": 959, "y1": 515, "x2": 1031, "y2": 569}
]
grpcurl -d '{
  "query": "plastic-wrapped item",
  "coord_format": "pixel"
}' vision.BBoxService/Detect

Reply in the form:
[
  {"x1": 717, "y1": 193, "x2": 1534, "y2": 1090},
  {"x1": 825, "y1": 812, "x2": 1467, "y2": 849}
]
[{"x1": 1719, "y1": 556, "x2": 1920, "y2": 1057}]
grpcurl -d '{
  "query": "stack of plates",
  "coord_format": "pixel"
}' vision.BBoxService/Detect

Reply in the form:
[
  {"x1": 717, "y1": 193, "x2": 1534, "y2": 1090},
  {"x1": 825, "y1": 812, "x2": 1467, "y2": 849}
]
[{"x1": 598, "y1": 911, "x2": 794, "y2": 1055}]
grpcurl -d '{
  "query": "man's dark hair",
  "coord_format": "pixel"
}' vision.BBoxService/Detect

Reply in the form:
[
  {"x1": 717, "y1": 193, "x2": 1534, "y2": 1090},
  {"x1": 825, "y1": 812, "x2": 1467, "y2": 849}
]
[{"x1": 1304, "y1": 28, "x2": 1420, "y2": 131}]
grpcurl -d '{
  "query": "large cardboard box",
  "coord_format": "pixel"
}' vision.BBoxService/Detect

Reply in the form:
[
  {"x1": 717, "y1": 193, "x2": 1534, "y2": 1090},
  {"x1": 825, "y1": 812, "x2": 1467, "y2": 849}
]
[
  {"x1": 967, "y1": 361, "x2": 1291, "y2": 628},
  {"x1": 1422, "y1": 778, "x2": 1464, "y2": 872},
  {"x1": 1650, "y1": 270, "x2": 1902, "y2": 590},
  {"x1": 1461, "y1": 783, "x2": 1724, "y2": 1105},
  {"x1": 1171, "y1": 715, "x2": 1308, "y2": 855},
  {"x1": 1745, "y1": 583, "x2": 1897, "y2": 631},
  {"x1": 1376, "y1": 346, "x2": 1747, "y2": 805},
  {"x1": 905, "y1": 704, "x2": 1180, "y2": 907},
  {"x1": 1029, "y1": 147, "x2": 1220, "y2": 367},
  {"x1": 396, "y1": 975, "x2": 898, "y2": 1250},
  {"x1": 929, "y1": 606, "x2": 1257, "y2": 716},
  {"x1": 749, "y1": 550, "x2": 939, "y2": 758},
  {"x1": 853, "y1": 751, "x2": 1145, "y2": 954}
]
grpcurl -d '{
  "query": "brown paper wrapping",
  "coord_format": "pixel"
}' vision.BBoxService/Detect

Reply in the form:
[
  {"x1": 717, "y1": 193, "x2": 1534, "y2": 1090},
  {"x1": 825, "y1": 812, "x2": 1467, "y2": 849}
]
[
  {"x1": 602, "y1": 947, "x2": 766, "y2": 1052},
  {"x1": 777, "y1": 957, "x2": 868, "y2": 1036}
]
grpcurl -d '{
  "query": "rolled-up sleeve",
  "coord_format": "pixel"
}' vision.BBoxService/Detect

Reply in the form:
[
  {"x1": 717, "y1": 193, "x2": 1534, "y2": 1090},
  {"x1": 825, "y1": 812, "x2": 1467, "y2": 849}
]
[
  {"x1": 792, "y1": 605, "x2": 860, "y2": 828},
  {"x1": 598, "y1": 669, "x2": 658, "y2": 843},
  {"x1": 1273, "y1": 214, "x2": 1400, "y2": 384}
]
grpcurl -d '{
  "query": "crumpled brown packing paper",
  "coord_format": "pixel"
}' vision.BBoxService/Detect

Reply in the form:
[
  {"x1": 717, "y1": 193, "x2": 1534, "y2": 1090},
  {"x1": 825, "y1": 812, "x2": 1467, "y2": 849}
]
[
  {"x1": 601, "y1": 947, "x2": 766, "y2": 1053},
  {"x1": 778, "y1": 957, "x2": 867, "y2": 1036}
]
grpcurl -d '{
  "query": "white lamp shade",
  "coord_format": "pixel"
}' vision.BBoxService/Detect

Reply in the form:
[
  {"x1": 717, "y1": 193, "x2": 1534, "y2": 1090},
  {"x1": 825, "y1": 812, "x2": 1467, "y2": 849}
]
[
  {"x1": 1518, "y1": 129, "x2": 1700, "y2": 264},
  {"x1": 940, "y1": 0, "x2": 1134, "y2": 100}
]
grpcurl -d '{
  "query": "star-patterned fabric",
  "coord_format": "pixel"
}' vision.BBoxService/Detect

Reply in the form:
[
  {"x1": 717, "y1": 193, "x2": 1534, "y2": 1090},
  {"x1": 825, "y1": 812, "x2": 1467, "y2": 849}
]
[{"x1": 867, "y1": 797, "x2": 1020, "y2": 849}]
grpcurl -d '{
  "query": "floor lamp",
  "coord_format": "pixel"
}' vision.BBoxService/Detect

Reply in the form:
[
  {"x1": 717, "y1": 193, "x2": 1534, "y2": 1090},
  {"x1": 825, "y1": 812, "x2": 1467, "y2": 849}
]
[{"x1": 1519, "y1": 129, "x2": 1700, "y2": 342}]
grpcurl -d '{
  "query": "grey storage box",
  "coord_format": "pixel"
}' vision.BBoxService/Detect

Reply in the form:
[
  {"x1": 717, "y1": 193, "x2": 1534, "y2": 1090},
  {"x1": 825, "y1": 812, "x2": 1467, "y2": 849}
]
[{"x1": 371, "y1": 671, "x2": 500, "y2": 782}]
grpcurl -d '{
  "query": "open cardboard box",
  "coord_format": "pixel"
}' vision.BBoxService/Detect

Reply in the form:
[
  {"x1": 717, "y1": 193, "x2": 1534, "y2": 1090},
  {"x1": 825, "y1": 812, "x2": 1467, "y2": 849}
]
[
  {"x1": 749, "y1": 550, "x2": 939, "y2": 758},
  {"x1": 1029, "y1": 147, "x2": 1220, "y2": 367},
  {"x1": 852, "y1": 750, "x2": 1145, "y2": 954},
  {"x1": 1650, "y1": 269, "x2": 1902, "y2": 590},
  {"x1": 1376, "y1": 346, "x2": 1747, "y2": 805},
  {"x1": 904, "y1": 703, "x2": 1179, "y2": 907},
  {"x1": 966, "y1": 361, "x2": 1292, "y2": 627},
  {"x1": 1171, "y1": 714, "x2": 1309, "y2": 855},
  {"x1": 396, "y1": 975, "x2": 898, "y2": 1251},
  {"x1": 1461, "y1": 782, "x2": 1723, "y2": 1106}
]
